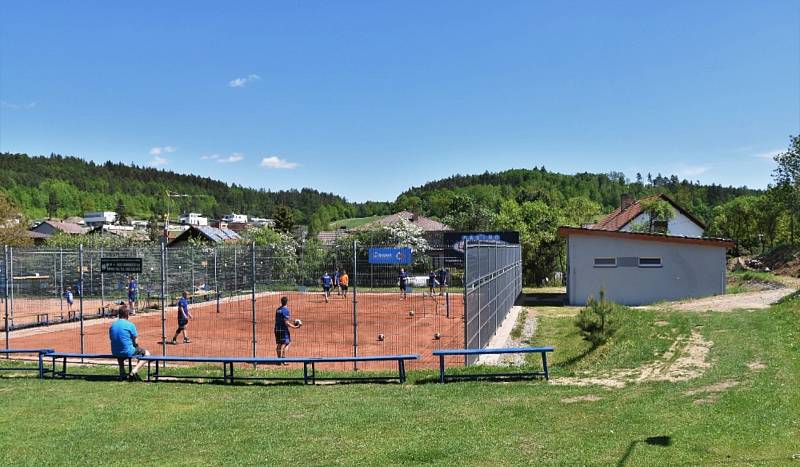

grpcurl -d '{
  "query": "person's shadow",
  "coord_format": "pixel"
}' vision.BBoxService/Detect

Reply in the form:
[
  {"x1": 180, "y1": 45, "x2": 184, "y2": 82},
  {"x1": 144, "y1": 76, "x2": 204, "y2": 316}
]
[{"x1": 617, "y1": 436, "x2": 672, "y2": 466}]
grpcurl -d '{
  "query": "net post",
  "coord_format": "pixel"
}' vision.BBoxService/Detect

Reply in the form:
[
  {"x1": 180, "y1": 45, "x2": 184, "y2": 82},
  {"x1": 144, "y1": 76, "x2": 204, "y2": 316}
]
[
  {"x1": 79, "y1": 244, "x2": 85, "y2": 355},
  {"x1": 352, "y1": 240, "x2": 358, "y2": 371},
  {"x1": 160, "y1": 242, "x2": 167, "y2": 356},
  {"x1": 251, "y1": 242, "x2": 257, "y2": 359},
  {"x1": 4, "y1": 245, "x2": 9, "y2": 350}
]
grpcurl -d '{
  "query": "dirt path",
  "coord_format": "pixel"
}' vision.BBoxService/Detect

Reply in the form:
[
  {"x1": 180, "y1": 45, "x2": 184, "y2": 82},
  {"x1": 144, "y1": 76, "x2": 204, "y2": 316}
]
[{"x1": 648, "y1": 288, "x2": 795, "y2": 312}]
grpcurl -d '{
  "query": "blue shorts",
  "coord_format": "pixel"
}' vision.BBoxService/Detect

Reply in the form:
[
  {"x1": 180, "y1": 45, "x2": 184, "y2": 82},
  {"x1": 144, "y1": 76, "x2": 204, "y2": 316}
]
[
  {"x1": 323, "y1": 286, "x2": 331, "y2": 292},
  {"x1": 274, "y1": 330, "x2": 290, "y2": 345},
  {"x1": 128, "y1": 292, "x2": 138, "y2": 301},
  {"x1": 177, "y1": 318, "x2": 188, "y2": 329}
]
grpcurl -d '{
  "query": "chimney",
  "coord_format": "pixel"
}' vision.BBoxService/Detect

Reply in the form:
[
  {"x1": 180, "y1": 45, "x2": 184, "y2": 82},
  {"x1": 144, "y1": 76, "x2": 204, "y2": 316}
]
[{"x1": 620, "y1": 193, "x2": 634, "y2": 211}]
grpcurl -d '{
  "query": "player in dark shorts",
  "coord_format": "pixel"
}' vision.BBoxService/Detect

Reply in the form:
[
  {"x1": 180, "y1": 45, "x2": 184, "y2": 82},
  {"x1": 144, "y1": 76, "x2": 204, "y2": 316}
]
[
  {"x1": 170, "y1": 290, "x2": 194, "y2": 344},
  {"x1": 437, "y1": 268, "x2": 449, "y2": 296},
  {"x1": 398, "y1": 268, "x2": 409, "y2": 300},
  {"x1": 321, "y1": 272, "x2": 333, "y2": 303},
  {"x1": 427, "y1": 271, "x2": 437, "y2": 296},
  {"x1": 333, "y1": 269, "x2": 341, "y2": 296},
  {"x1": 275, "y1": 296, "x2": 301, "y2": 359},
  {"x1": 339, "y1": 270, "x2": 349, "y2": 298}
]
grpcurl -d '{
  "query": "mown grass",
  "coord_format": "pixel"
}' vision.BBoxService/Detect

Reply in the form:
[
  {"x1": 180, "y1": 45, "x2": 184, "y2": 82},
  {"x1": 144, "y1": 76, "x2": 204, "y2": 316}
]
[
  {"x1": 328, "y1": 216, "x2": 382, "y2": 230},
  {"x1": 1, "y1": 298, "x2": 798, "y2": 465}
]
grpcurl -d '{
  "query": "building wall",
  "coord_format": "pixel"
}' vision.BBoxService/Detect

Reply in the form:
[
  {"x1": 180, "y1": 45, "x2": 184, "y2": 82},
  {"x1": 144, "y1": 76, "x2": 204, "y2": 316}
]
[
  {"x1": 567, "y1": 235, "x2": 726, "y2": 306},
  {"x1": 621, "y1": 211, "x2": 704, "y2": 237}
]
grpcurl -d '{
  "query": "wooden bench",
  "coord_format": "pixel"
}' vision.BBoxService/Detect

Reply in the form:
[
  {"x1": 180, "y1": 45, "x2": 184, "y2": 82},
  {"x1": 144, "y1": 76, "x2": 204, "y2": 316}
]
[
  {"x1": 140, "y1": 354, "x2": 419, "y2": 385},
  {"x1": 36, "y1": 313, "x2": 49, "y2": 325},
  {"x1": 0, "y1": 349, "x2": 54, "y2": 379},
  {"x1": 47, "y1": 352, "x2": 134, "y2": 379},
  {"x1": 432, "y1": 347, "x2": 554, "y2": 383}
]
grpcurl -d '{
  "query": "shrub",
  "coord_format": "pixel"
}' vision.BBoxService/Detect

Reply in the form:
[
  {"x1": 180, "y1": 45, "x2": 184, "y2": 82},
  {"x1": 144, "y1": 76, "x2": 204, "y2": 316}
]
[{"x1": 575, "y1": 289, "x2": 619, "y2": 346}]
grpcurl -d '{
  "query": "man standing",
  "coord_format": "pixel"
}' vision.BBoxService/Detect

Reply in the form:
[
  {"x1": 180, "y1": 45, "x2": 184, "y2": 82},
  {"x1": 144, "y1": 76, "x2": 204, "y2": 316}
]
[
  {"x1": 321, "y1": 272, "x2": 333, "y2": 303},
  {"x1": 428, "y1": 270, "x2": 437, "y2": 297},
  {"x1": 437, "y1": 268, "x2": 449, "y2": 296},
  {"x1": 64, "y1": 287, "x2": 74, "y2": 312},
  {"x1": 398, "y1": 268, "x2": 409, "y2": 300},
  {"x1": 170, "y1": 290, "x2": 193, "y2": 344},
  {"x1": 127, "y1": 275, "x2": 138, "y2": 315},
  {"x1": 275, "y1": 296, "x2": 301, "y2": 359},
  {"x1": 109, "y1": 304, "x2": 150, "y2": 381},
  {"x1": 339, "y1": 269, "x2": 349, "y2": 299},
  {"x1": 333, "y1": 269, "x2": 341, "y2": 296}
]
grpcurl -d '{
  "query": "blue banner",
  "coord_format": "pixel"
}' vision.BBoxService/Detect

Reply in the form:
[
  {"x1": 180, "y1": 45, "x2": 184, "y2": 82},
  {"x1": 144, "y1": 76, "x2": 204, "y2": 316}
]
[{"x1": 368, "y1": 247, "x2": 412, "y2": 265}]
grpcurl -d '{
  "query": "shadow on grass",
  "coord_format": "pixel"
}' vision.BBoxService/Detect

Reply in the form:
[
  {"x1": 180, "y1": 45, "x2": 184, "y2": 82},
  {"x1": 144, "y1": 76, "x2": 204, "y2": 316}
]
[
  {"x1": 556, "y1": 342, "x2": 601, "y2": 369},
  {"x1": 617, "y1": 436, "x2": 672, "y2": 466}
]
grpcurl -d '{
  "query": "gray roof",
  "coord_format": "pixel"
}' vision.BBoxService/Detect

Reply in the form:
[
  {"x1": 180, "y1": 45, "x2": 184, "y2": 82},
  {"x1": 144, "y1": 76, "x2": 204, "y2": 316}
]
[{"x1": 195, "y1": 225, "x2": 241, "y2": 242}]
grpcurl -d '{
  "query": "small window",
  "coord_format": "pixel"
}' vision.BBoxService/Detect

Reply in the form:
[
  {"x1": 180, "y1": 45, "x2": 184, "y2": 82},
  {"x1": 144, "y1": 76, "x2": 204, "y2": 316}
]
[
  {"x1": 594, "y1": 257, "x2": 617, "y2": 268},
  {"x1": 639, "y1": 257, "x2": 662, "y2": 268}
]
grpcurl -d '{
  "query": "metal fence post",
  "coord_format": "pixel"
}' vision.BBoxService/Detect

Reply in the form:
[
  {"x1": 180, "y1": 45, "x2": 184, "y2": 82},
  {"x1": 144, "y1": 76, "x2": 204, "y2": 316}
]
[
  {"x1": 4, "y1": 245, "x2": 9, "y2": 350},
  {"x1": 214, "y1": 248, "x2": 219, "y2": 313},
  {"x1": 79, "y1": 244, "x2": 85, "y2": 355},
  {"x1": 190, "y1": 247, "x2": 195, "y2": 302},
  {"x1": 160, "y1": 243, "x2": 167, "y2": 356},
  {"x1": 233, "y1": 248, "x2": 238, "y2": 292},
  {"x1": 352, "y1": 240, "x2": 358, "y2": 371},
  {"x1": 8, "y1": 247, "x2": 13, "y2": 328},
  {"x1": 100, "y1": 247, "x2": 105, "y2": 308},
  {"x1": 463, "y1": 241, "x2": 468, "y2": 366},
  {"x1": 494, "y1": 242, "x2": 499, "y2": 333},
  {"x1": 59, "y1": 248, "x2": 63, "y2": 312},
  {"x1": 251, "y1": 242, "x2": 257, "y2": 359}
]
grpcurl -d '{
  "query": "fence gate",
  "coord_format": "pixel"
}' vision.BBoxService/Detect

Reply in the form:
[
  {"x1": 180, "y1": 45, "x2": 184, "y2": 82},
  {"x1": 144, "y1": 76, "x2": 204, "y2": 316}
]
[{"x1": 463, "y1": 241, "x2": 522, "y2": 364}]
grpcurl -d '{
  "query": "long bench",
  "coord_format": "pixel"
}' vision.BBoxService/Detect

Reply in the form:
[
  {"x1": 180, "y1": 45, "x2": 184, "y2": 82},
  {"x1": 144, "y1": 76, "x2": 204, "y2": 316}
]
[
  {"x1": 47, "y1": 352, "x2": 134, "y2": 379},
  {"x1": 0, "y1": 349, "x2": 54, "y2": 378},
  {"x1": 140, "y1": 354, "x2": 419, "y2": 385},
  {"x1": 432, "y1": 347, "x2": 554, "y2": 383}
]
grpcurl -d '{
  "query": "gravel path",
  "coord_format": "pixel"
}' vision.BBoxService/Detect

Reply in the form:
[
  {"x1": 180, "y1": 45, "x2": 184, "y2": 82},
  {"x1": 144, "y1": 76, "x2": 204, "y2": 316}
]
[{"x1": 649, "y1": 288, "x2": 796, "y2": 312}]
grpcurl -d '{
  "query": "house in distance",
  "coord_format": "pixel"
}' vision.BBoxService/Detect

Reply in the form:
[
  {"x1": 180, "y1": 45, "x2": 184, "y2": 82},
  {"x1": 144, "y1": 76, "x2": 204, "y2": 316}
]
[{"x1": 558, "y1": 194, "x2": 735, "y2": 306}]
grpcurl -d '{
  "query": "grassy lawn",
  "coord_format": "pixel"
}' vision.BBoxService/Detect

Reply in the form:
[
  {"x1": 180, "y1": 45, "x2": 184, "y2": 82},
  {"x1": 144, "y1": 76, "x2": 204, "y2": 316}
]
[
  {"x1": 1, "y1": 297, "x2": 798, "y2": 465},
  {"x1": 726, "y1": 270, "x2": 788, "y2": 294},
  {"x1": 328, "y1": 216, "x2": 382, "y2": 230}
]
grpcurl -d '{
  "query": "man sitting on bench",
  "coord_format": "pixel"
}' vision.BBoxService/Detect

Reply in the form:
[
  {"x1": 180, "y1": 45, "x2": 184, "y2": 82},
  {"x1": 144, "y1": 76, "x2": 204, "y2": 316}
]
[{"x1": 109, "y1": 304, "x2": 150, "y2": 381}]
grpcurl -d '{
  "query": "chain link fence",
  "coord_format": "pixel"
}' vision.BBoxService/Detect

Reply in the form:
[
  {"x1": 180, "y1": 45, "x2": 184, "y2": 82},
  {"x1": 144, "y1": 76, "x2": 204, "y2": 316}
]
[
  {"x1": 2, "y1": 243, "x2": 468, "y2": 370},
  {"x1": 464, "y1": 241, "x2": 523, "y2": 364}
]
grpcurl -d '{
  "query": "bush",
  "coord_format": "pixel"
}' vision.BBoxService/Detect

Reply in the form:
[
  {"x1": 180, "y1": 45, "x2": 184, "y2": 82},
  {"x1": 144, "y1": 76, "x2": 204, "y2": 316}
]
[{"x1": 575, "y1": 290, "x2": 619, "y2": 346}]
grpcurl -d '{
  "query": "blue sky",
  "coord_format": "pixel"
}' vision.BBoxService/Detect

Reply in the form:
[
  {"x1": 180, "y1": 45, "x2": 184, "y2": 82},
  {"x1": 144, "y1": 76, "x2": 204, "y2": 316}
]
[{"x1": 1, "y1": 1, "x2": 798, "y2": 202}]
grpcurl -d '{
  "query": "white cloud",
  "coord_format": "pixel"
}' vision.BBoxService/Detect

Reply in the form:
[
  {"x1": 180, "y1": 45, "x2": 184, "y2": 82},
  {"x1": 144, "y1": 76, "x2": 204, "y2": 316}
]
[
  {"x1": 260, "y1": 156, "x2": 299, "y2": 169},
  {"x1": 201, "y1": 154, "x2": 220, "y2": 160},
  {"x1": 149, "y1": 146, "x2": 176, "y2": 156},
  {"x1": 752, "y1": 149, "x2": 784, "y2": 161},
  {"x1": 218, "y1": 153, "x2": 244, "y2": 164},
  {"x1": 149, "y1": 155, "x2": 169, "y2": 167},
  {"x1": 228, "y1": 74, "x2": 261, "y2": 88},
  {"x1": 1, "y1": 101, "x2": 36, "y2": 110},
  {"x1": 675, "y1": 164, "x2": 710, "y2": 177}
]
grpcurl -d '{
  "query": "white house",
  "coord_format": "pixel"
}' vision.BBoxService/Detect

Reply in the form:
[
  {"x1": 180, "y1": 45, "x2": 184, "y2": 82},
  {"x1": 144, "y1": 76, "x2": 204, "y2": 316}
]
[
  {"x1": 590, "y1": 194, "x2": 705, "y2": 237},
  {"x1": 179, "y1": 212, "x2": 209, "y2": 226},
  {"x1": 250, "y1": 217, "x2": 275, "y2": 228},
  {"x1": 84, "y1": 211, "x2": 118, "y2": 227},
  {"x1": 222, "y1": 213, "x2": 248, "y2": 224}
]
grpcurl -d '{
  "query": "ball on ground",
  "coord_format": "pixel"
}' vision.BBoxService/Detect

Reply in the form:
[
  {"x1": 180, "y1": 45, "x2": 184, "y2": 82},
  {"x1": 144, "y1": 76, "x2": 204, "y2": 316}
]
[
  {"x1": 408, "y1": 310, "x2": 415, "y2": 317},
  {"x1": 434, "y1": 332, "x2": 441, "y2": 340},
  {"x1": 294, "y1": 319, "x2": 302, "y2": 327},
  {"x1": 378, "y1": 333, "x2": 385, "y2": 341}
]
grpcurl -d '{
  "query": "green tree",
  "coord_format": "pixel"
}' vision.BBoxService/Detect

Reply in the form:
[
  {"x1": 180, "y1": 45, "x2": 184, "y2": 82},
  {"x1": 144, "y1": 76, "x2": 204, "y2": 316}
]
[
  {"x1": 47, "y1": 191, "x2": 58, "y2": 218},
  {"x1": 630, "y1": 199, "x2": 675, "y2": 234},
  {"x1": 273, "y1": 205, "x2": 295, "y2": 233},
  {"x1": 0, "y1": 193, "x2": 32, "y2": 246},
  {"x1": 442, "y1": 195, "x2": 495, "y2": 231},
  {"x1": 773, "y1": 135, "x2": 800, "y2": 243},
  {"x1": 116, "y1": 198, "x2": 128, "y2": 225}
]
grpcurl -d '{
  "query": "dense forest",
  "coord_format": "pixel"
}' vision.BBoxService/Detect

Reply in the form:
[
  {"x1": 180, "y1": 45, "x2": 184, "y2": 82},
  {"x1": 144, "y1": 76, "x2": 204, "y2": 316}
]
[{"x1": 0, "y1": 153, "x2": 393, "y2": 227}]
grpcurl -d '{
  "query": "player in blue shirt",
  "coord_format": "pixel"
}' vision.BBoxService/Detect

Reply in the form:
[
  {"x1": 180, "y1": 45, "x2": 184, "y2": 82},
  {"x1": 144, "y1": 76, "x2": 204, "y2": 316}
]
[
  {"x1": 427, "y1": 271, "x2": 437, "y2": 297},
  {"x1": 437, "y1": 268, "x2": 449, "y2": 296},
  {"x1": 275, "y1": 296, "x2": 302, "y2": 359},
  {"x1": 109, "y1": 304, "x2": 150, "y2": 381},
  {"x1": 64, "y1": 287, "x2": 74, "y2": 311},
  {"x1": 321, "y1": 272, "x2": 333, "y2": 303},
  {"x1": 333, "y1": 269, "x2": 341, "y2": 296},
  {"x1": 170, "y1": 290, "x2": 194, "y2": 344},
  {"x1": 398, "y1": 268, "x2": 409, "y2": 300},
  {"x1": 127, "y1": 276, "x2": 138, "y2": 315}
]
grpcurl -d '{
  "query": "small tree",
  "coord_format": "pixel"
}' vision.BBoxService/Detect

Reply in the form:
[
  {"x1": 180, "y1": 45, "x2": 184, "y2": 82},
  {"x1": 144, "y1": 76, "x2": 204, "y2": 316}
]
[
  {"x1": 630, "y1": 199, "x2": 675, "y2": 234},
  {"x1": 116, "y1": 199, "x2": 128, "y2": 225},
  {"x1": 575, "y1": 290, "x2": 618, "y2": 347},
  {"x1": 0, "y1": 193, "x2": 32, "y2": 246},
  {"x1": 273, "y1": 205, "x2": 295, "y2": 233},
  {"x1": 773, "y1": 135, "x2": 800, "y2": 243}
]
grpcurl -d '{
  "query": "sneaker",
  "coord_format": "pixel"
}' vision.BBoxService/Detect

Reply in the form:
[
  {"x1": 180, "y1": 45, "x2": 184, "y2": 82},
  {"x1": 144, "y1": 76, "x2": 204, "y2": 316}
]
[
  {"x1": 183, "y1": 338, "x2": 191, "y2": 343},
  {"x1": 170, "y1": 339, "x2": 177, "y2": 345},
  {"x1": 127, "y1": 372, "x2": 143, "y2": 382}
]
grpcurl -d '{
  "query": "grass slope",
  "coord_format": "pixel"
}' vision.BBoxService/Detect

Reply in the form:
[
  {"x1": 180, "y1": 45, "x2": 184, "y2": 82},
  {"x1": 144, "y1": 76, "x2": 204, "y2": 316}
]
[
  {"x1": 328, "y1": 215, "x2": 382, "y2": 230},
  {"x1": 1, "y1": 299, "x2": 798, "y2": 465}
]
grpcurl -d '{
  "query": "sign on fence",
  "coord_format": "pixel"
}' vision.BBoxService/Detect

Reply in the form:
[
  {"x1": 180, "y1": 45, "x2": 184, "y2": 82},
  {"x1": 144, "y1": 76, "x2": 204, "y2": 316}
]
[
  {"x1": 368, "y1": 247, "x2": 412, "y2": 265},
  {"x1": 100, "y1": 257, "x2": 143, "y2": 274}
]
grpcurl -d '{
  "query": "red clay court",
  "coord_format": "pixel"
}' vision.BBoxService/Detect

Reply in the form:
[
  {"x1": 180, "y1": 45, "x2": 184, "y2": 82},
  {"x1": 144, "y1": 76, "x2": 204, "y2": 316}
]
[{"x1": 8, "y1": 291, "x2": 466, "y2": 370}]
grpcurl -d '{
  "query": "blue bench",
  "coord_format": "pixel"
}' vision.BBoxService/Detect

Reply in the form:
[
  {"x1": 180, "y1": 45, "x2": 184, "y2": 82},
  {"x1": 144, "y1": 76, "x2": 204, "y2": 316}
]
[
  {"x1": 47, "y1": 353, "x2": 134, "y2": 379},
  {"x1": 140, "y1": 354, "x2": 419, "y2": 385},
  {"x1": 432, "y1": 347, "x2": 554, "y2": 383},
  {"x1": 0, "y1": 349, "x2": 54, "y2": 379}
]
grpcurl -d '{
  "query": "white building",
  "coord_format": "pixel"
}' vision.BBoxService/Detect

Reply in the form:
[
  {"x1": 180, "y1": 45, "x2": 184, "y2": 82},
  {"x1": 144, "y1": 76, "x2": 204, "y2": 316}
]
[
  {"x1": 222, "y1": 213, "x2": 248, "y2": 224},
  {"x1": 84, "y1": 211, "x2": 118, "y2": 227},
  {"x1": 180, "y1": 212, "x2": 209, "y2": 226},
  {"x1": 591, "y1": 194, "x2": 705, "y2": 238},
  {"x1": 250, "y1": 217, "x2": 275, "y2": 228}
]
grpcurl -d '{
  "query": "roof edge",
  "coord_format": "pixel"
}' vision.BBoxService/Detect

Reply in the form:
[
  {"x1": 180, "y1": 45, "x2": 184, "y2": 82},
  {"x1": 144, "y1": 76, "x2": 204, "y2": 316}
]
[{"x1": 557, "y1": 226, "x2": 735, "y2": 248}]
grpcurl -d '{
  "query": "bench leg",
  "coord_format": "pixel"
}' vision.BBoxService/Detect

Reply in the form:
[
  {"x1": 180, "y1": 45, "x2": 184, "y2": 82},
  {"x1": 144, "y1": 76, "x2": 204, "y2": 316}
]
[
  {"x1": 439, "y1": 355, "x2": 446, "y2": 384},
  {"x1": 38, "y1": 353, "x2": 44, "y2": 379},
  {"x1": 155, "y1": 360, "x2": 159, "y2": 382},
  {"x1": 51, "y1": 357, "x2": 56, "y2": 379},
  {"x1": 229, "y1": 362, "x2": 235, "y2": 384},
  {"x1": 303, "y1": 362, "x2": 308, "y2": 384},
  {"x1": 399, "y1": 360, "x2": 406, "y2": 384},
  {"x1": 542, "y1": 352, "x2": 549, "y2": 381},
  {"x1": 62, "y1": 358, "x2": 67, "y2": 379},
  {"x1": 312, "y1": 362, "x2": 316, "y2": 385},
  {"x1": 146, "y1": 361, "x2": 151, "y2": 382}
]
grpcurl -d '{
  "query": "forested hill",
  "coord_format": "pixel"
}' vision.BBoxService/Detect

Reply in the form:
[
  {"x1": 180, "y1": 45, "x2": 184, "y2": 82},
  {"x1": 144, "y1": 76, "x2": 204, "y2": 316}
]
[
  {"x1": 0, "y1": 153, "x2": 392, "y2": 224},
  {"x1": 395, "y1": 168, "x2": 759, "y2": 224}
]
